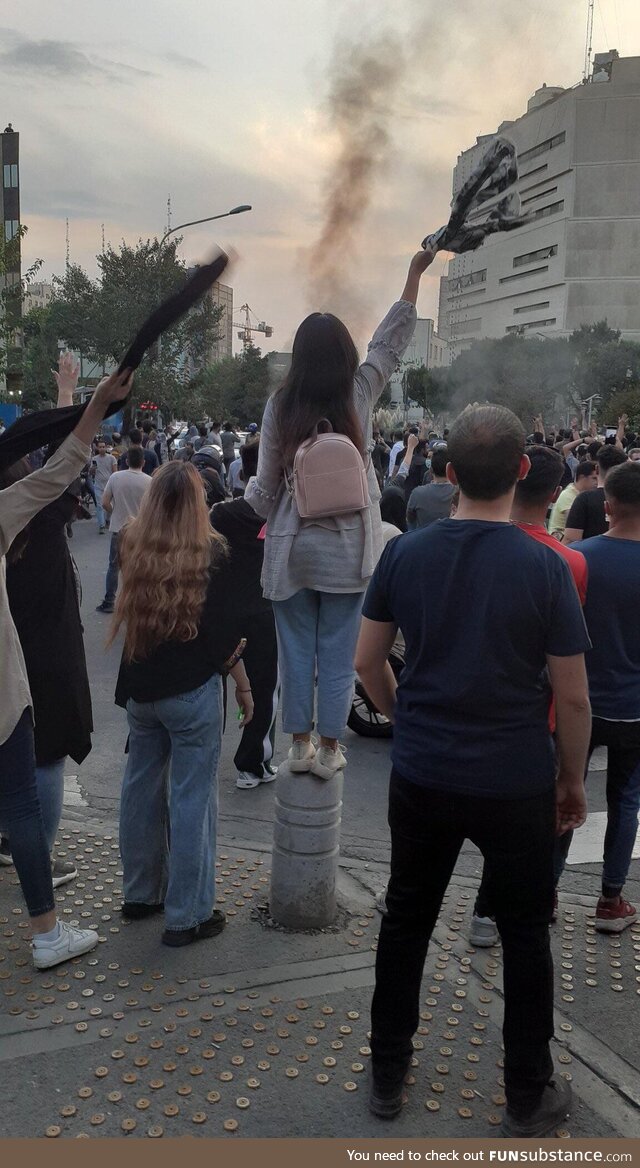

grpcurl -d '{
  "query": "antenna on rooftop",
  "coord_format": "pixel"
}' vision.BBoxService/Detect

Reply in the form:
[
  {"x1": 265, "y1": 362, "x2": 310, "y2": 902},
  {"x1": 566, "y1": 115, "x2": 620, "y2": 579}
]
[
  {"x1": 583, "y1": 0, "x2": 594, "y2": 82},
  {"x1": 65, "y1": 218, "x2": 70, "y2": 270}
]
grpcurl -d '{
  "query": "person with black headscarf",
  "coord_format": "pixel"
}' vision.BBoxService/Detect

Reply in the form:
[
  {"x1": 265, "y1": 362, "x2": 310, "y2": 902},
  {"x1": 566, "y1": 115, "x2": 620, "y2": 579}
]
[{"x1": 0, "y1": 369, "x2": 132, "y2": 969}]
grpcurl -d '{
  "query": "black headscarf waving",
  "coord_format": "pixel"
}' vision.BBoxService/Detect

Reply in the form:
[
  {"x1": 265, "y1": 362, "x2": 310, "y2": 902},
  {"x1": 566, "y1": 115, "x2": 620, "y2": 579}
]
[{"x1": 0, "y1": 249, "x2": 229, "y2": 472}]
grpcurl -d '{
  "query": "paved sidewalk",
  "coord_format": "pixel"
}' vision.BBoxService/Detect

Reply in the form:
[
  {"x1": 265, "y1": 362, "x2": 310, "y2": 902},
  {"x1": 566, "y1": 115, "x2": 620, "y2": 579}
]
[{"x1": 1, "y1": 816, "x2": 639, "y2": 1140}]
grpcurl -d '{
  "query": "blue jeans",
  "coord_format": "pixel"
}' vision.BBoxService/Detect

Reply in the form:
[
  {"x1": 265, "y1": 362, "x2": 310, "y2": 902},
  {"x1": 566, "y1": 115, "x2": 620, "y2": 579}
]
[
  {"x1": 556, "y1": 716, "x2": 640, "y2": 896},
  {"x1": 36, "y1": 759, "x2": 66, "y2": 853},
  {"x1": 272, "y1": 589, "x2": 363, "y2": 739},
  {"x1": 119, "y1": 674, "x2": 222, "y2": 931},
  {"x1": 104, "y1": 532, "x2": 119, "y2": 604},
  {"x1": 0, "y1": 709, "x2": 54, "y2": 917},
  {"x1": 96, "y1": 489, "x2": 106, "y2": 530}
]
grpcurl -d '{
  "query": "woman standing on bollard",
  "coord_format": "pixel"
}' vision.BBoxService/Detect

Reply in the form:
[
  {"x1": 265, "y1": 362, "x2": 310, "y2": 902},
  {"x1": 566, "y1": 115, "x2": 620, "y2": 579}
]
[
  {"x1": 245, "y1": 248, "x2": 434, "y2": 780},
  {"x1": 110, "y1": 460, "x2": 253, "y2": 947}
]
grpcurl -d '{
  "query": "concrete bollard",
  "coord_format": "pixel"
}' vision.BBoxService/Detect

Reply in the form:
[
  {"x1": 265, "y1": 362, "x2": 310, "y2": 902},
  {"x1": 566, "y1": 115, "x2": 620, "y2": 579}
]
[{"x1": 270, "y1": 763, "x2": 343, "y2": 929}]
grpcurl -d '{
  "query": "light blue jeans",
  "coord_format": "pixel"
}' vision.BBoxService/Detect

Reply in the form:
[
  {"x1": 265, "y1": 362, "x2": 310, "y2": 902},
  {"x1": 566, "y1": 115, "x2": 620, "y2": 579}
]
[
  {"x1": 36, "y1": 759, "x2": 66, "y2": 852},
  {"x1": 0, "y1": 757, "x2": 65, "y2": 855},
  {"x1": 119, "y1": 674, "x2": 222, "y2": 932},
  {"x1": 272, "y1": 589, "x2": 363, "y2": 739}
]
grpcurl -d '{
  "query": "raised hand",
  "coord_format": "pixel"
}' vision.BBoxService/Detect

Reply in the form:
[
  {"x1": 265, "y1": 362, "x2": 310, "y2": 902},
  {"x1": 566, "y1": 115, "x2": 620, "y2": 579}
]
[{"x1": 52, "y1": 350, "x2": 80, "y2": 406}]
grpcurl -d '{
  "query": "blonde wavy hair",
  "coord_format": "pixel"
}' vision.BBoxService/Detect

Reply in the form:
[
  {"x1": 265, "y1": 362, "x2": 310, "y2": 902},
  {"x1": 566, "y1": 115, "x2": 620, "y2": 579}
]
[{"x1": 109, "y1": 460, "x2": 227, "y2": 662}]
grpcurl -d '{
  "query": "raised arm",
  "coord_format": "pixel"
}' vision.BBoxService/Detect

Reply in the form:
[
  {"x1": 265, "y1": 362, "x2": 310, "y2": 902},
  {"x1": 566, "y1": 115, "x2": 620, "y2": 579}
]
[
  {"x1": 0, "y1": 370, "x2": 132, "y2": 556},
  {"x1": 399, "y1": 247, "x2": 436, "y2": 306},
  {"x1": 52, "y1": 350, "x2": 81, "y2": 409},
  {"x1": 355, "y1": 250, "x2": 435, "y2": 409},
  {"x1": 244, "y1": 397, "x2": 283, "y2": 519}
]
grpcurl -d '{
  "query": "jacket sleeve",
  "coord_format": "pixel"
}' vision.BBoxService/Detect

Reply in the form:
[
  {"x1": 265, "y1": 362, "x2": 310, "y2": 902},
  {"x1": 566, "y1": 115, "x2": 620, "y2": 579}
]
[
  {"x1": 0, "y1": 433, "x2": 90, "y2": 557},
  {"x1": 244, "y1": 397, "x2": 284, "y2": 519},
  {"x1": 354, "y1": 300, "x2": 418, "y2": 409}
]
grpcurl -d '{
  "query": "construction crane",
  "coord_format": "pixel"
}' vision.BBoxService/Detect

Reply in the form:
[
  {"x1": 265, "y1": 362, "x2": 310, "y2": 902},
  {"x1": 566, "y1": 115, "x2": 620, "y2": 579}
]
[
  {"x1": 583, "y1": 0, "x2": 594, "y2": 83},
  {"x1": 233, "y1": 303, "x2": 273, "y2": 349}
]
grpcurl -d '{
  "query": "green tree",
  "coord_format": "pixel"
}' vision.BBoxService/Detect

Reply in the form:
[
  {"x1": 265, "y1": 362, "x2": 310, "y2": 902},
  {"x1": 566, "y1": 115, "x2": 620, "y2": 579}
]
[
  {"x1": 404, "y1": 365, "x2": 451, "y2": 421},
  {"x1": 199, "y1": 345, "x2": 271, "y2": 426},
  {"x1": 0, "y1": 224, "x2": 43, "y2": 400},
  {"x1": 446, "y1": 335, "x2": 575, "y2": 425},
  {"x1": 19, "y1": 237, "x2": 224, "y2": 423}
]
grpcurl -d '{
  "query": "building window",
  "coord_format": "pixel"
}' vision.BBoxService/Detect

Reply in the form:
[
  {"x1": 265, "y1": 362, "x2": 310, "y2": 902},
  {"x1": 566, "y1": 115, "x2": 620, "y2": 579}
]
[
  {"x1": 518, "y1": 131, "x2": 566, "y2": 165},
  {"x1": 449, "y1": 269, "x2": 486, "y2": 294},
  {"x1": 521, "y1": 186, "x2": 558, "y2": 206},
  {"x1": 500, "y1": 265, "x2": 549, "y2": 284},
  {"x1": 513, "y1": 245, "x2": 557, "y2": 268},
  {"x1": 505, "y1": 318, "x2": 557, "y2": 333},
  {"x1": 4, "y1": 219, "x2": 19, "y2": 241},
  {"x1": 530, "y1": 199, "x2": 564, "y2": 221},
  {"x1": 519, "y1": 162, "x2": 548, "y2": 182},
  {"x1": 446, "y1": 287, "x2": 486, "y2": 304},
  {"x1": 3, "y1": 164, "x2": 18, "y2": 187},
  {"x1": 452, "y1": 317, "x2": 482, "y2": 335},
  {"x1": 513, "y1": 301, "x2": 551, "y2": 314}
]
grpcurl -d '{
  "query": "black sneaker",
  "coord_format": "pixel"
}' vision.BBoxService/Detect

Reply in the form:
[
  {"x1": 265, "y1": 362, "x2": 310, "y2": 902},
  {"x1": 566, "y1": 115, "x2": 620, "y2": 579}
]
[
  {"x1": 51, "y1": 858, "x2": 78, "y2": 888},
  {"x1": 162, "y1": 910, "x2": 226, "y2": 947},
  {"x1": 96, "y1": 601, "x2": 114, "y2": 613},
  {"x1": 122, "y1": 902, "x2": 164, "y2": 920},
  {"x1": 500, "y1": 1075, "x2": 572, "y2": 1138},
  {"x1": 368, "y1": 1061, "x2": 410, "y2": 1120},
  {"x1": 0, "y1": 837, "x2": 13, "y2": 866}
]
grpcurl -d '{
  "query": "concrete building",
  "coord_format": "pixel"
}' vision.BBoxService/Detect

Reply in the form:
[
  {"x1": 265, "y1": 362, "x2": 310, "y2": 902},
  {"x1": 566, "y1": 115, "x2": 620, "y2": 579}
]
[
  {"x1": 209, "y1": 280, "x2": 233, "y2": 361},
  {"x1": 438, "y1": 52, "x2": 640, "y2": 359},
  {"x1": 1, "y1": 122, "x2": 21, "y2": 396},
  {"x1": 388, "y1": 317, "x2": 450, "y2": 410},
  {"x1": 24, "y1": 280, "x2": 53, "y2": 313}
]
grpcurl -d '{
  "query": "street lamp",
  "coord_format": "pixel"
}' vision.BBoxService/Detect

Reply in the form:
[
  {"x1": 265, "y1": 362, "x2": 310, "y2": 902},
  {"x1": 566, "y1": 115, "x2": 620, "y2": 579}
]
[
  {"x1": 153, "y1": 204, "x2": 252, "y2": 363},
  {"x1": 158, "y1": 204, "x2": 252, "y2": 252}
]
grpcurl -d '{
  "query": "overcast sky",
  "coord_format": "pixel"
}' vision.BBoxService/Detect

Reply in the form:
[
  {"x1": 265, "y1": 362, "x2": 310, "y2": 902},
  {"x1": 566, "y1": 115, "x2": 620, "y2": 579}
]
[{"x1": 3, "y1": 0, "x2": 640, "y2": 353}]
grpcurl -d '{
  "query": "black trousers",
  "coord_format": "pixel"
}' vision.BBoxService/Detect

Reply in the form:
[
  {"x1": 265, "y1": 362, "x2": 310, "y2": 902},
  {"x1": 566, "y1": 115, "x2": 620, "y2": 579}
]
[
  {"x1": 371, "y1": 771, "x2": 555, "y2": 1117},
  {"x1": 234, "y1": 610, "x2": 279, "y2": 778}
]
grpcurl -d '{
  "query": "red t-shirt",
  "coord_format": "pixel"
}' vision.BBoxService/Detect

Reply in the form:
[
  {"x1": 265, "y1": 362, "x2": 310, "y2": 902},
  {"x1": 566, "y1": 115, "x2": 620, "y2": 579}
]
[
  {"x1": 516, "y1": 522, "x2": 588, "y2": 732},
  {"x1": 515, "y1": 523, "x2": 588, "y2": 604}
]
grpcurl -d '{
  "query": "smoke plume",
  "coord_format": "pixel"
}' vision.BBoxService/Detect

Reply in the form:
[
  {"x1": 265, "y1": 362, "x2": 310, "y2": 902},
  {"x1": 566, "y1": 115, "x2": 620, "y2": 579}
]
[{"x1": 307, "y1": 35, "x2": 407, "y2": 328}]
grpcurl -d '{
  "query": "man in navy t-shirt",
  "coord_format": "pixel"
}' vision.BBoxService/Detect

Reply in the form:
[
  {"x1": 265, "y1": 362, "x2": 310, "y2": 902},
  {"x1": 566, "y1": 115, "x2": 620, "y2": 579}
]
[
  {"x1": 557, "y1": 461, "x2": 640, "y2": 932},
  {"x1": 355, "y1": 405, "x2": 591, "y2": 1137}
]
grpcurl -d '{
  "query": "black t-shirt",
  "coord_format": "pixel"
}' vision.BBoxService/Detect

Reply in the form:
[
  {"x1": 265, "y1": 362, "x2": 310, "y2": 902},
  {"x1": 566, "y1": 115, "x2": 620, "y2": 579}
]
[
  {"x1": 565, "y1": 487, "x2": 607, "y2": 539},
  {"x1": 115, "y1": 554, "x2": 244, "y2": 706},
  {"x1": 362, "y1": 520, "x2": 590, "y2": 799},
  {"x1": 119, "y1": 447, "x2": 158, "y2": 476},
  {"x1": 210, "y1": 499, "x2": 271, "y2": 618}
]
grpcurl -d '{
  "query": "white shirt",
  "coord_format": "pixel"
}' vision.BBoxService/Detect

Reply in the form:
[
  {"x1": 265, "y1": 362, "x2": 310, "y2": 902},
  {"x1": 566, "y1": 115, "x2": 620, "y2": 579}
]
[
  {"x1": 388, "y1": 441, "x2": 404, "y2": 476},
  {"x1": 102, "y1": 468, "x2": 150, "y2": 533},
  {"x1": 228, "y1": 457, "x2": 244, "y2": 492}
]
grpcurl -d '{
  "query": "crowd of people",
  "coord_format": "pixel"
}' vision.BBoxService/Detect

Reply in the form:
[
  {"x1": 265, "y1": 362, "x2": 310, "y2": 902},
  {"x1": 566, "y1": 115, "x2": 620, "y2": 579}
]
[{"x1": 1, "y1": 244, "x2": 639, "y2": 1138}]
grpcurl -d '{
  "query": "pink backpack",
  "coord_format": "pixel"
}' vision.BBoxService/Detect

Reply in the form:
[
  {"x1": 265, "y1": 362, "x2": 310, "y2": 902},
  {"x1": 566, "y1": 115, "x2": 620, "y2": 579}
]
[{"x1": 291, "y1": 420, "x2": 369, "y2": 519}]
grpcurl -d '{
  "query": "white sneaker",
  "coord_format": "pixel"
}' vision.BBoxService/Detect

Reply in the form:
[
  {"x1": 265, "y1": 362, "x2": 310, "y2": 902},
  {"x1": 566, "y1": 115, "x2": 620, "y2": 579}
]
[
  {"x1": 311, "y1": 744, "x2": 347, "y2": 780},
  {"x1": 235, "y1": 770, "x2": 277, "y2": 789},
  {"x1": 286, "y1": 740, "x2": 317, "y2": 773},
  {"x1": 32, "y1": 921, "x2": 99, "y2": 970},
  {"x1": 469, "y1": 914, "x2": 499, "y2": 948}
]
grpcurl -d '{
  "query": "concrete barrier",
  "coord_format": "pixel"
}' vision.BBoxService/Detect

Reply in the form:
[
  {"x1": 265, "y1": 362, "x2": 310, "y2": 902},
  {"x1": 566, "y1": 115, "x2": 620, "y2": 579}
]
[{"x1": 270, "y1": 763, "x2": 343, "y2": 929}]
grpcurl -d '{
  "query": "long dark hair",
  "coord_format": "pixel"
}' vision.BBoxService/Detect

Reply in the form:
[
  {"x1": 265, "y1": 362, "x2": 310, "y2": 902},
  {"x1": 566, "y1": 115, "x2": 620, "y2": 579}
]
[{"x1": 273, "y1": 313, "x2": 363, "y2": 466}]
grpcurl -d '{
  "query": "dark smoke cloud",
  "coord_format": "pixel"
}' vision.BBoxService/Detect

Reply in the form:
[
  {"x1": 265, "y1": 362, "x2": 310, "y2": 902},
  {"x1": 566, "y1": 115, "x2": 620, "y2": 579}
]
[
  {"x1": 306, "y1": 0, "x2": 571, "y2": 332},
  {"x1": 307, "y1": 34, "x2": 407, "y2": 327}
]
